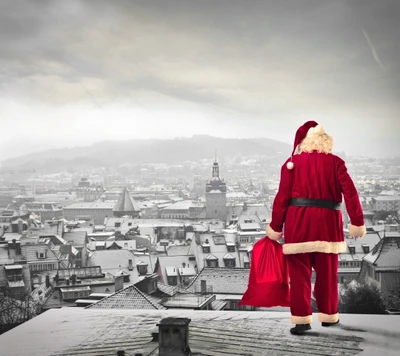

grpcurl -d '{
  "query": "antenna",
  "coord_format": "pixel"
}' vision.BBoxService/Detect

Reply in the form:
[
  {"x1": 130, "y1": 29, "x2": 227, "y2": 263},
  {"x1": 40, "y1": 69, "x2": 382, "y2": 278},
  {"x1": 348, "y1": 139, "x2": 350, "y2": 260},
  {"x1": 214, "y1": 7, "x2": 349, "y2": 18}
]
[{"x1": 214, "y1": 149, "x2": 217, "y2": 162}]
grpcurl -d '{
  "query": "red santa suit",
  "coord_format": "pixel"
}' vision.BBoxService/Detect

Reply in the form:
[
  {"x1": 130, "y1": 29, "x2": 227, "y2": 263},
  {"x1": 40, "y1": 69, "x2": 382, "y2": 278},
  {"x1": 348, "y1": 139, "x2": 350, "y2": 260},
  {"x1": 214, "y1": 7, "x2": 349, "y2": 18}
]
[{"x1": 266, "y1": 121, "x2": 366, "y2": 326}]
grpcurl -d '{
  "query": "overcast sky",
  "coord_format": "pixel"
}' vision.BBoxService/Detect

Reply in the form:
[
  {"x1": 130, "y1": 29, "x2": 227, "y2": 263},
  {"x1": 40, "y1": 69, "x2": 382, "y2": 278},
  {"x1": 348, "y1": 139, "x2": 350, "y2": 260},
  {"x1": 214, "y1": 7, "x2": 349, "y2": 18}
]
[{"x1": 0, "y1": 0, "x2": 399, "y2": 160}]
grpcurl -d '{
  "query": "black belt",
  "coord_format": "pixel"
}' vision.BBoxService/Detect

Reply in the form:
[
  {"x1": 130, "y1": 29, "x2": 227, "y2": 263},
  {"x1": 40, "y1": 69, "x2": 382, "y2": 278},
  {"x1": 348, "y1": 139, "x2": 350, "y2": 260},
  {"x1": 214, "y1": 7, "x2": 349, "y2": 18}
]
[{"x1": 289, "y1": 198, "x2": 341, "y2": 210}]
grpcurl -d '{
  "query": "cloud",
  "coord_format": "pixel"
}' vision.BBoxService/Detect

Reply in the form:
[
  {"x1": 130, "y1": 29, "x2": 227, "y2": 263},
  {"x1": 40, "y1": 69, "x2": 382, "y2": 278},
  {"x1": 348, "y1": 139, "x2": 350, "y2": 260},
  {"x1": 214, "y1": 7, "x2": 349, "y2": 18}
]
[{"x1": 0, "y1": 0, "x2": 399, "y2": 159}]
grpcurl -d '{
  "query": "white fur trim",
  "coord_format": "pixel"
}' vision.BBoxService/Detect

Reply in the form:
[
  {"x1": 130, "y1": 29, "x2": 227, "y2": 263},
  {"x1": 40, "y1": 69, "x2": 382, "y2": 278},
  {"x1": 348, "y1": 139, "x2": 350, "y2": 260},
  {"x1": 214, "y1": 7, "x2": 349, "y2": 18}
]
[
  {"x1": 307, "y1": 124, "x2": 325, "y2": 137},
  {"x1": 295, "y1": 124, "x2": 333, "y2": 155},
  {"x1": 348, "y1": 224, "x2": 366, "y2": 238},
  {"x1": 286, "y1": 161, "x2": 294, "y2": 170},
  {"x1": 318, "y1": 312, "x2": 339, "y2": 323},
  {"x1": 283, "y1": 241, "x2": 347, "y2": 255},
  {"x1": 266, "y1": 224, "x2": 283, "y2": 241},
  {"x1": 291, "y1": 315, "x2": 313, "y2": 324}
]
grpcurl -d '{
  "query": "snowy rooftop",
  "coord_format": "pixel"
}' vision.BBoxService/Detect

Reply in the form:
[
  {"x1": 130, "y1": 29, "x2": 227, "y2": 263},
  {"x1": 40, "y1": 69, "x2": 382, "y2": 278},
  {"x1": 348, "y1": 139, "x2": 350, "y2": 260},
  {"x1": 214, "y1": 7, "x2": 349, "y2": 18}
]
[{"x1": 0, "y1": 308, "x2": 399, "y2": 356}]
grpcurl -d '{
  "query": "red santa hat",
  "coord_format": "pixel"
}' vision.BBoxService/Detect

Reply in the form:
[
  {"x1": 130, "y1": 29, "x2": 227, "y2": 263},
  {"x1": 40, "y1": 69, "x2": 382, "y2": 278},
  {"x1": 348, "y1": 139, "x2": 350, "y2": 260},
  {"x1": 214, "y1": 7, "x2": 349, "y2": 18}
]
[{"x1": 286, "y1": 120, "x2": 319, "y2": 170}]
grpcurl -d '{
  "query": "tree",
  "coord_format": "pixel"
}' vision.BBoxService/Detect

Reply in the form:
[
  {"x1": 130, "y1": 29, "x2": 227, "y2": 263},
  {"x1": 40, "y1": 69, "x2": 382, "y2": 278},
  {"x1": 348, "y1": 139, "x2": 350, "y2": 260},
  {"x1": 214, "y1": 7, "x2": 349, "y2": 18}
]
[
  {"x1": 383, "y1": 288, "x2": 400, "y2": 312},
  {"x1": 339, "y1": 283, "x2": 387, "y2": 314},
  {"x1": 0, "y1": 283, "x2": 39, "y2": 335}
]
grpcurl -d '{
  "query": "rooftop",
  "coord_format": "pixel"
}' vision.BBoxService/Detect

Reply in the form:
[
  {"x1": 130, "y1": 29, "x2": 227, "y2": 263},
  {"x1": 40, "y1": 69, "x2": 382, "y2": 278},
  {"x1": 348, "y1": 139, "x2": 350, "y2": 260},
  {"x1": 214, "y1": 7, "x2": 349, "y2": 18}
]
[
  {"x1": 363, "y1": 234, "x2": 400, "y2": 270},
  {"x1": 1, "y1": 308, "x2": 399, "y2": 356},
  {"x1": 87, "y1": 284, "x2": 165, "y2": 310},
  {"x1": 188, "y1": 267, "x2": 249, "y2": 294},
  {"x1": 161, "y1": 200, "x2": 204, "y2": 211},
  {"x1": 63, "y1": 202, "x2": 115, "y2": 210},
  {"x1": 113, "y1": 187, "x2": 141, "y2": 213}
]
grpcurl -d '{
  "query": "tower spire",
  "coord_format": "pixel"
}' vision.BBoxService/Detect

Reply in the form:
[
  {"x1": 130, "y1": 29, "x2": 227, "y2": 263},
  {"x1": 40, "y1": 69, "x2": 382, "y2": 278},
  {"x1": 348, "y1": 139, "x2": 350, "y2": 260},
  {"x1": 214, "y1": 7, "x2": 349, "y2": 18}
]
[{"x1": 215, "y1": 149, "x2": 217, "y2": 163}]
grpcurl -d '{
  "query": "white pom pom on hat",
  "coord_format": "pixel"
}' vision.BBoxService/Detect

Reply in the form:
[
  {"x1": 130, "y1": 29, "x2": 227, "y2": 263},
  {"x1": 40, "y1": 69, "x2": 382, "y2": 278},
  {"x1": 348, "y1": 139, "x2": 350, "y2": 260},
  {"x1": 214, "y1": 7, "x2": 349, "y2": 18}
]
[
  {"x1": 286, "y1": 161, "x2": 294, "y2": 170},
  {"x1": 286, "y1": 121, "x2": 320, "y2": 170}
]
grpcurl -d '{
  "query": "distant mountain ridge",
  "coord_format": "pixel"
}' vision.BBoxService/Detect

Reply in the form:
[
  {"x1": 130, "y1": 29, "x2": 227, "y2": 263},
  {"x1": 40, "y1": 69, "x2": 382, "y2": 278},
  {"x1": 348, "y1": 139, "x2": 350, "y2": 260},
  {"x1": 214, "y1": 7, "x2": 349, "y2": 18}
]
[{"x1": 0, "y1": 135, "x2": 292, "y2": 171}]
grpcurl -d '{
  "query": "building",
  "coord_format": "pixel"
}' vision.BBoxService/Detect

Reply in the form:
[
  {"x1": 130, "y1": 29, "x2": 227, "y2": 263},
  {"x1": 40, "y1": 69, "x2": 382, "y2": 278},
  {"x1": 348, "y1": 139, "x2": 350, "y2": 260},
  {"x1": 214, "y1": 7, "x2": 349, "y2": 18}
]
[
  {"x1": 112, "y1": 187, "x2": 141, "y2": 218},
  {"x1": 205, "y1": 159, "x2": 228, "y2": 224},
  {"x1": 87, "y1": 249, "x2": 155, "y2": 285},
  {"x1": 0, "y1": 201, "x2": 63, "y2": 223},
  {"x1": 189, "y1": 232, "x2": 251, "y2": 270},
  {"x1": 0, "y1": 264, "x2": 32, "y2": 298},
  {"x1": 87, "y1": 283, "x2": 164, "y2": 310},
  {"x1": 337, "y1": 229, "x2": 382, "y2": 284},
  {"x1": 63, "y1": 202, "x2": 114, "y2": 224},
  {"x1": 42, "y1": 266, "x2": 123, "y2": 310},
  {"x1": 160, "y1": 200, "x2": 205, "y2": 219},
  {"x1": 370, "y1": 196, "x2": 400, "y2": 212},
  {"x1": 62, "y1": 229, "x2": 89, "y2": 267},
  {"x1": 154, "y1": 255, "x2": 197, "y2": 287},
  {"x1": 20, "y1": 235, "x2": 70, "y2": 274},
  {"x1": 358, "y1": 229, "x2": 400, "y2": 305},
  {"x1": 187, "y1": 268, "x2": 250, "y2": 310}
]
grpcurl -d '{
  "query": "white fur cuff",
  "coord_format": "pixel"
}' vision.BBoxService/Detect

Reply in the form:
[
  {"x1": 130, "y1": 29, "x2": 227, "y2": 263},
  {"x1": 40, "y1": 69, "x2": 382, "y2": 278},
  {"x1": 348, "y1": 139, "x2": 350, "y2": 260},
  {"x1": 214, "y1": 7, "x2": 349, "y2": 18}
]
[
  {"x1": 266, "y1": 224, "x2": 283, "y2": 241},
  {"x1": 318, "y1": 312, "x2": 339, "y2": 323},
  {"x1": 349, "y1": 224, "x2": 367, "y2": 238},
  {"x1": 291, "y1": 315, "x2": 313, "y2": 325}
]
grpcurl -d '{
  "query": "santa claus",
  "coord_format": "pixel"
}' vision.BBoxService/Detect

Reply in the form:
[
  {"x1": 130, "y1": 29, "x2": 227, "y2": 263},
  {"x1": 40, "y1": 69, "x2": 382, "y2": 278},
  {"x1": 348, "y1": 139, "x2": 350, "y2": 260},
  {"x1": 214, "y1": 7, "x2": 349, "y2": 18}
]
[{"x1": 266, "y1": 120, "x2": 366, "y2": 335}]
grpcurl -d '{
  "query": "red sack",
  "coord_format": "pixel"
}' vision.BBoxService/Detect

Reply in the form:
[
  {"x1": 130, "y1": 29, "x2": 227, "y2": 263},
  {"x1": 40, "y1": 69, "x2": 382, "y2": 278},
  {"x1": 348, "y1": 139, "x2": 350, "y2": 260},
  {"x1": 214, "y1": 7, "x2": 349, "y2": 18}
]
[{"x1": 239, "y1": 236, "x2": 290, "y2": 308}]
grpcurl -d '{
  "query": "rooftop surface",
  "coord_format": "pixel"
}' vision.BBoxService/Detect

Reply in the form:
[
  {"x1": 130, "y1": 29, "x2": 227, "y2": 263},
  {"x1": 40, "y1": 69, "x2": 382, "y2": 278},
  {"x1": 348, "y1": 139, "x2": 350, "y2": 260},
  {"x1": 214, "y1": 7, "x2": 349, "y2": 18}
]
[{"x1": 0, "y1": 309, "x2": 399, "y2": 355}]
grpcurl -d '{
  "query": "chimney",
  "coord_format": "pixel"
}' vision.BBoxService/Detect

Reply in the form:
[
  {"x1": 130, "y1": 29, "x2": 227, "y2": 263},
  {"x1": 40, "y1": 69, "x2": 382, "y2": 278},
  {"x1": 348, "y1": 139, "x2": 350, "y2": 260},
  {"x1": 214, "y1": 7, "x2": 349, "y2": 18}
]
[
  {"x1": 18, "y1": 219, "x2": 23, "y2": 234},
  {"x1": 200, "y1": 280, "x2": 207, "y2": 294},
  {"x1": 71, "y1": 274, "x2": 77, "y2": 285},
  {"x1": 12, "y1": 239, "x2": 17, "y2": 250},
  {"x1": 116, "y1": 348, "x2": 125, "y2": 356},
  {"x1": 128, "y1": 259, "x2": 133, "y2": 271},
  {"x1": 157, "y1": 318, "x2": 192, "y2": 356},
  {"x1": 16, "y1": 241, "x2": 21, "y2": 255}
]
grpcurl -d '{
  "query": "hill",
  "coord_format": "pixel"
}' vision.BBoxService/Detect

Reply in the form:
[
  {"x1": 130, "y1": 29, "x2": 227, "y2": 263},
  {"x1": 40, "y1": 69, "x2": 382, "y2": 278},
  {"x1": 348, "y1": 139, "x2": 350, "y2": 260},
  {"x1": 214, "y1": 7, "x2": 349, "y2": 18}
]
[{"x1": 0, "y1": 135, "x2": 292, "y2": 171}]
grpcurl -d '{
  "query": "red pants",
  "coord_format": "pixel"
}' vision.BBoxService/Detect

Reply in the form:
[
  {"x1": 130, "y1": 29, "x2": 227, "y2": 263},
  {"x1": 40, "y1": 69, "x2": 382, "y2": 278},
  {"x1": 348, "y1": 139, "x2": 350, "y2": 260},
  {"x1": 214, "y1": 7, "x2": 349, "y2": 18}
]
[{"x1": 286, "y1": 252, "x2": 339, "y2": 324}]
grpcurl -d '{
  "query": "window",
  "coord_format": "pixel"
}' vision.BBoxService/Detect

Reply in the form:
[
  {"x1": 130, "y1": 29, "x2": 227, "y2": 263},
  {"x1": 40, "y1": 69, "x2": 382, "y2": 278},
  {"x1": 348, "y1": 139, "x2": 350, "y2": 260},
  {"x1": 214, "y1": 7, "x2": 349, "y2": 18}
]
[
  {"x1": 115, "y1": 222, "x2": 121, "y2": 228},
  {"x1": 167, "y1": 276, "x2": 178, "y2": 285},
  {"x1": 207, "y1": 260, "x2": 219, "y2": 268},
  {"x1": 202, "y1": 246, "x2": 210, "y2": 253},
  {"x1": 37, "y1": 251, "x2": 47, "y2": 259},
  {"x1": 362, "y1": 245, "x2": 370, "y2": 254},
  {"x1": 244, "y1": 262, "x2": 250, "y2": 269},
  {"x1": 224, "y1": 259, "x2": 236, "y2": 268},
  {"x1": 137, "y1": 265, "x2": 148, "y2": 275},
  {"x1": 128, "y1": 222, "x2": 132, "y2": 226},
  {"x1": 348, "y1": 246, "x2": 356, "y2": 254},
  {"x1": 227, "y1": 245, "x2": 235, "y2": 253}
]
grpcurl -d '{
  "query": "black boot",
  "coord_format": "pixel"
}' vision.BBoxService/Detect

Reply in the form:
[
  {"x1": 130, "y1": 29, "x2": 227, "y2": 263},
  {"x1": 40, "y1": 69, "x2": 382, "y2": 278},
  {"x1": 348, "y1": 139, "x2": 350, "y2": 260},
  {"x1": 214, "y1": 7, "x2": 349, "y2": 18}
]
[
  {"x1": 321, "y1": 320, "x2": 340, "y2": 327},
  {"x1": 290, "y1": 324, "x2": 311, "y2": 335}
]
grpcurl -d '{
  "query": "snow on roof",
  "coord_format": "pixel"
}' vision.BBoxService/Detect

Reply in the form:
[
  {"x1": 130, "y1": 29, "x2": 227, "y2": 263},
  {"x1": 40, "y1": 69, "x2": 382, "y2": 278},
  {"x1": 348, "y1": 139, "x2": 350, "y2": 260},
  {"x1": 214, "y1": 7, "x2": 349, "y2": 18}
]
[
  {"x1": 1, "y1": 304, "x2": 400, "y2": 355},
  {"x1": 188, "y1": 267, "x2": 249, "y2": 294},
  {"x1": 165, "y1": 266, "x2": 178, "y2": 277},
  {"x1": 87, "y1": 284, "x2": 163, "y2": 310},
  {"x1": 363, "y1": 235, "x2": 400, "y2": 270},
  {"x1": 4, "y1": 264, "x2": 23, "y2": 270},
  {"x1": 178, "y1": 266, "x2": 196, "y2": 276}
]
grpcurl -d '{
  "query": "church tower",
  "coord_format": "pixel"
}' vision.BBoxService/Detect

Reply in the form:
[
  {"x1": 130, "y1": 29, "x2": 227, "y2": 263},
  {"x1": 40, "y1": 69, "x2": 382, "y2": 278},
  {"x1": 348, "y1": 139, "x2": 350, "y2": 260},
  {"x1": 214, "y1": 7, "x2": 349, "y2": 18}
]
[{"x1": 205, "y1": 158, "x2": 227, "y2": 224}]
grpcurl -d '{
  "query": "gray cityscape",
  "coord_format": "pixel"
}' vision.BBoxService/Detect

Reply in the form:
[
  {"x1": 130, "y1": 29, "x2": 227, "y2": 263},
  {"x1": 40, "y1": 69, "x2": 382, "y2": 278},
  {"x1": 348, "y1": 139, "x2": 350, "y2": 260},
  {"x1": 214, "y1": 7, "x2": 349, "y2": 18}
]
[{"x1": 0, "y1": 0, "x2": 399, "y2": 355}]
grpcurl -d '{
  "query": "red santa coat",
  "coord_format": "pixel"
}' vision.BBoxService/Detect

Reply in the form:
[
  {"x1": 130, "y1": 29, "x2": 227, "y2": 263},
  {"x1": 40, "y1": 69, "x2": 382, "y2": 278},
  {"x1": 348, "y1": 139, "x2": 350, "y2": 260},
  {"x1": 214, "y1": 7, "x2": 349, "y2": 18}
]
[{"x1": 267, "y1": 151, "x2": 366, "y2": 255}]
